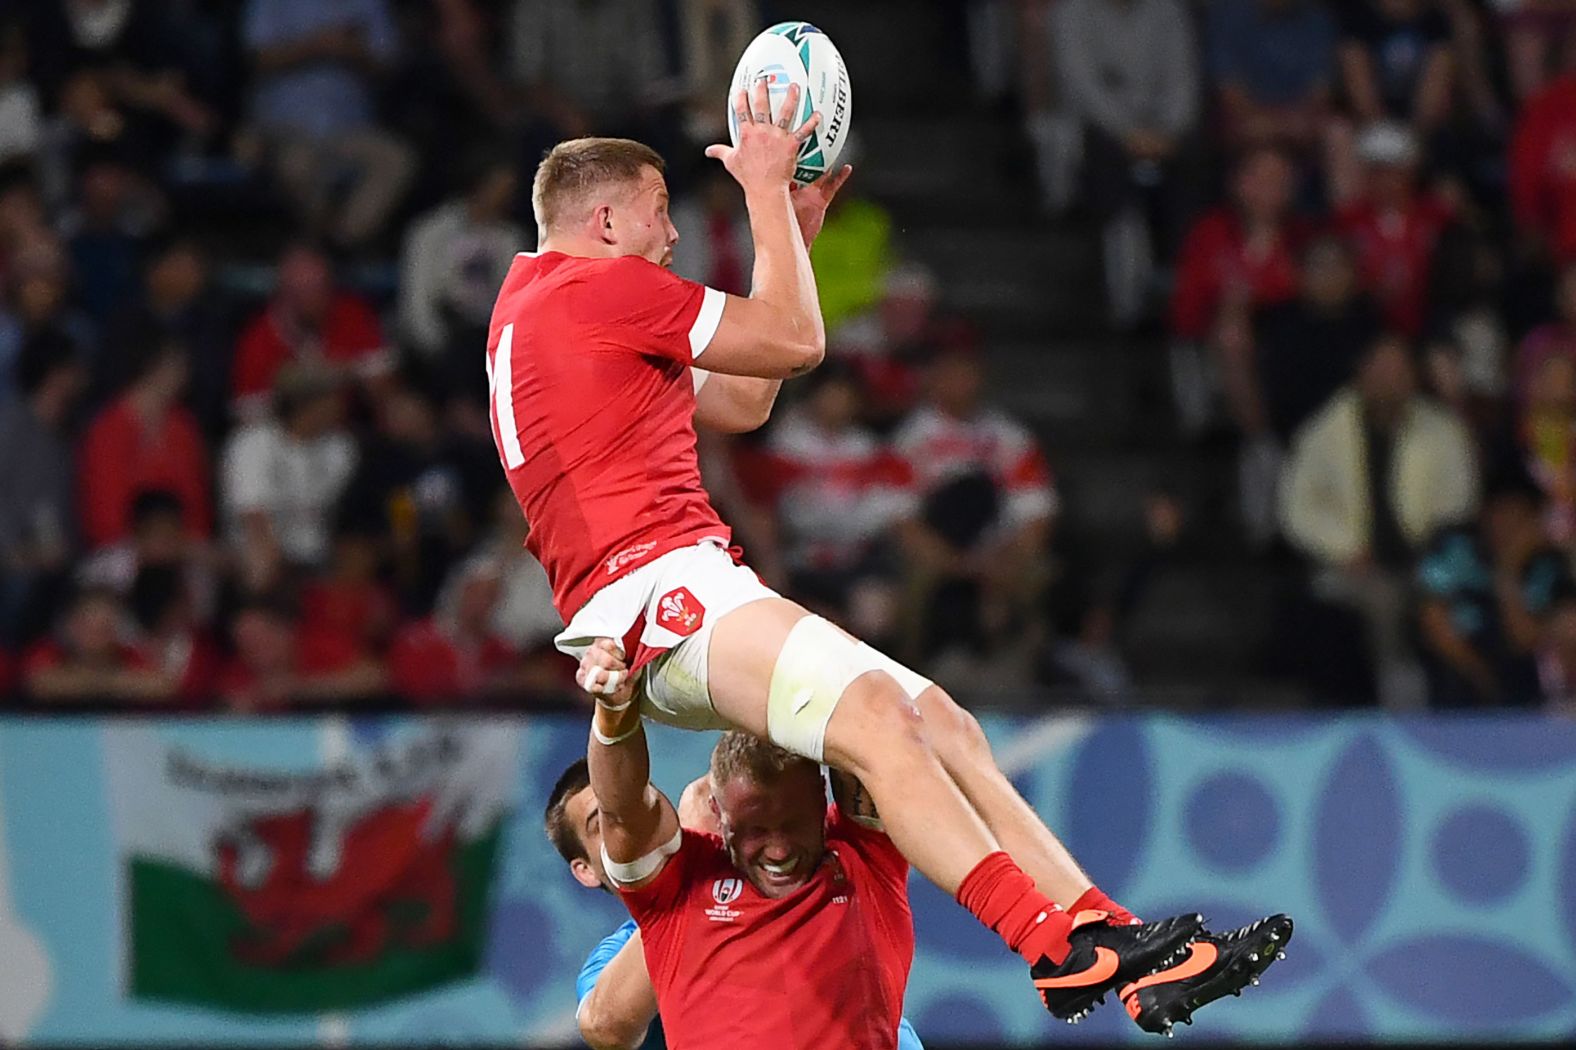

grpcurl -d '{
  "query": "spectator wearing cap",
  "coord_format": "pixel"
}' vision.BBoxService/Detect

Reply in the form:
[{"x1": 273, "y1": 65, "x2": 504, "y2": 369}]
[
  {"x1": 1206, "y1": 0, "x2": 1338, "y2": 152},
  {"x1": 892, "y1": 346, "x2": 1057, "y2": 682},
  {"x1": 1330, "y1": 122, "x2": 1456, "y2": 339},
  {"x1": 242, "y1": 0, "x2": 415, "y2": 248},
  {"x1": 22, "y1": 586, "x2": 176, "y2": 704},
  {"x1": 388, "y1": 556, "x2": 523, "y2": 704},
  {"x1": 216, "y1": 597, "x2": 386, "y2": 711},
  {"x1": 1050, "y1": 0, "x2": 1202, "y2": 329},
  {"x1": 1417, "y1": 477, "x2": 1569, "y2": 706},
  {"x1": 398, "y1": 155, "x2": 524, "y2": 386},
  {"x1": 1280, "y1": 333, "x2": 1479, "y2": 707},
  {"x1": 77, "y1": 343, "x2": 210, "y2": 550},
  {"x1": 0, "y1": 338, "x2": 86, "y2": 644},
  {"x1": 230, "y1": 242, "x2": 388, "y2": 422},
  {"x1": 221, "y1": 365, "x2": 358, "y2": 569},
  {"x1": 1509, "y1": 73, "x2": 1576, "y2": 268},
  {"x1": 1170, "y1": 147, "x2": 1306, "y2": 436}
]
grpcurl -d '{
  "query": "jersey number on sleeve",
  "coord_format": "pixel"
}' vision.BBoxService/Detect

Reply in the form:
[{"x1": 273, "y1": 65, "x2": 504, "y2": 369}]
[{"x1": 488, "y1": 322, "x2": 527, "y2": 469}]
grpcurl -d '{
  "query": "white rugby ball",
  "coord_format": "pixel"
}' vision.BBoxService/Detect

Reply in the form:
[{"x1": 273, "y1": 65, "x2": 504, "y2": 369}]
[{"x1": 727, "y1": 21, "x2": 852, "y2": 187}]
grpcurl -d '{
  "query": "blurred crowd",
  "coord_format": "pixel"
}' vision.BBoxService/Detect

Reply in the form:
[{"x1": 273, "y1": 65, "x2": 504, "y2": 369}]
[{"x1": 2, "y1": 0, "x2": 1575, "y2": 714}]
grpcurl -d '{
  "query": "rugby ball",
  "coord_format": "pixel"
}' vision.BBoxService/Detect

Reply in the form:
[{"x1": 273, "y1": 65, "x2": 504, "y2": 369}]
[{"x1": 727, "y1": 21, "x2": 852, "y2": 187}]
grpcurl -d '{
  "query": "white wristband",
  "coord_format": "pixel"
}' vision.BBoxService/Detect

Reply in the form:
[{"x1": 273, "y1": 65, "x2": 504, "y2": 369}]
[{"x1": 593, "y1": 719, "x2": 642, "y2": 746}]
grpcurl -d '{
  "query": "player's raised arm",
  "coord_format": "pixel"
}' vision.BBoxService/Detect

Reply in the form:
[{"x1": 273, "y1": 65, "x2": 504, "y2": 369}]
[
  {"x1": 581, "y1": 640, "x2": 681, "y2": 889},
  {"x1": 699, "y1": 79, "x2": 826, "y2": 379}
]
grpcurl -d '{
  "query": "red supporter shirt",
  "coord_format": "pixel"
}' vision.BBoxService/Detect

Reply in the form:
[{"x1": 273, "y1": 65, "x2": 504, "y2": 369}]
[
  {"x1": 388, "y1": 619, "x2": 516, "y2": 703},
  {"x1": 231, "y1": 294, "x2": 387, "y2": 404},
  {"x1": 893, "y1": 406, "x2": 1058, "y2": 528},
  {"x1": 623, "y1": 806, "x2": 914, "y2": 1050},
  {"x1": 1336, "y1": 195, "x2": 1453, "y2": 338},
  {"x1": 486, "y1": 252, "x2": 730, "y2": 619},
  {"x1": 77, "y1": 398, "x2": 211, "y2": 548},
  {"x1": 1510, "y1": 75, "x2": 1576, "y2": 265},
  {"x1": 1170, "y1": 208, "x2": 1303, "y2": 340}
]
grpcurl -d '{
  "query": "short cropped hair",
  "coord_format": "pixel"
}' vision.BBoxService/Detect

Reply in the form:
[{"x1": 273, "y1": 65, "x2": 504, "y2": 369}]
[
  {"x1": 545, "y1": 758, "x2": 593, "y2": 864},
  {"x1": 532, "y1": 137, "x2": 664, "y2": 234},
  {"x1": 710, "y1": 731, "x2": 817, "y2": 789}
]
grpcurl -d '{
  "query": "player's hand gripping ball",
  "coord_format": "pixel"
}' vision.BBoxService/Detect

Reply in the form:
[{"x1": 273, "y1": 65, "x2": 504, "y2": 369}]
[{"x1": 728, "y1": 21, "x2": 852, "y2": 187}]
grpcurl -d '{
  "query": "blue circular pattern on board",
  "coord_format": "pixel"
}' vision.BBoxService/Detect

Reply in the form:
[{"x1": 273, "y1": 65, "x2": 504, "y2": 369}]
[
  {"x1": 1432, "y1": 805, "x2": 1531, "y2": 905},
  {"x1": 1186, "y1": 771, "x2": 1280, "y2": 873}
]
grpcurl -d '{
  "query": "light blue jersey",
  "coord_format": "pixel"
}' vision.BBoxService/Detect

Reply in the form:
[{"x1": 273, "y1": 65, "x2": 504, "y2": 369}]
[{"x1": 579, "y1": 919, "x2": 925, "y2": 1050}]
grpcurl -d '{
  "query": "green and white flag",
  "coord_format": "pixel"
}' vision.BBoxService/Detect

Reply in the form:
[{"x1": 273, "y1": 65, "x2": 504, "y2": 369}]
[{"x1": 106, "y1": 720, "x2": 518, "y2": 1015}]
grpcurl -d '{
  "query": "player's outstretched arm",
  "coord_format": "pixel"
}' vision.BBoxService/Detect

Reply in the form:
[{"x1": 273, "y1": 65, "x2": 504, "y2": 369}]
[
  {"x1": 700, "y1": 79, "x2": 826, "y2": 380},
  {"x1": 582, "y1": 640, "x2": 681, "y2": 888},
  {"x1": 578, "y1": 930, "x2": 658, "y2": 1050}
]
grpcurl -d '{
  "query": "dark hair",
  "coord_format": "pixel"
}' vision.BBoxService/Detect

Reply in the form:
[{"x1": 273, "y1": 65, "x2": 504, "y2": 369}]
[
  {"x1": 130, "y1": 489, "x2": 184, "y2": 530},
  {"x1": 129, "y1": 564, "x2": 185, "y2": 631},
  {"x1": 532, "y1": 137, "x2": 665, "y2": 234},
  {"x1": 15, "y1": 330, "x2": 81, "y2": 396},
  {"x1": 545, "y1": 759, "x2": 593, "y2": 864}
]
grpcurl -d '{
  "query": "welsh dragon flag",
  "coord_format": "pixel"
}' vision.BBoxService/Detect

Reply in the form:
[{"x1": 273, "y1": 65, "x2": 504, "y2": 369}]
[{"x1": 105, "y1": 720, "x2": 518, "y2": 1014}]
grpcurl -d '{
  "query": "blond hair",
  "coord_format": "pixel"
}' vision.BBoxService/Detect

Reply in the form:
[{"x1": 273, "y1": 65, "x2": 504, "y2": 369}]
[
  {"x1": 531, "y1": 137, "x2": 665, "y2": 234},
  {"x1": 709, "y1": 731, "x2": 817, "y2": 788}
]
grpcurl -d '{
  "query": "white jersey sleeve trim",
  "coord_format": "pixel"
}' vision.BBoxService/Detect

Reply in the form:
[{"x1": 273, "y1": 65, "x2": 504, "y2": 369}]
[
  {"x1": 491, "y1": 322, "x2": 526, "y2": 469},
  {"x1": 689, "y1": 287, "x2": 726, "y2": 360},
  {"x1": 602, "y1": 828, "x2": 683, "y2": 885},
  {"x1": 691, "y1": 367, "x2": 711, "y2": 394}
]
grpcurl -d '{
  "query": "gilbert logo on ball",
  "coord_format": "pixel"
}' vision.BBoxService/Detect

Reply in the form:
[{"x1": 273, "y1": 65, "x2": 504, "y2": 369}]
[{"x1": 728, "y1": 21, "x2": 853, "y2": 187}]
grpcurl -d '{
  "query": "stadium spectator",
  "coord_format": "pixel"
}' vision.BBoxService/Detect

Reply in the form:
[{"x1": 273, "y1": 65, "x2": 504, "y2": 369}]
[
  {"x1": 1417, "y1": 476, "x2": 1568, "y2": 706},
  {"x1": 60, "y1": 143, "x2": 162, "y2": 327},
  {"x1": 34, "y1": 69, "x2": 130, "y2": 213},
  {"x1": 0, "y1": 336, "x2": 86, "y2": 645},
  {"x1": 398, "y1": 155, "x2": 523, "y2": 374},
  {"x1": 810, "y1": 189, "x2": 896, "y2": 332},
  {"x1": 0, "y1": 231, "x2": 95, "y2": 407},
  {"x1": 336, "y1": 380, "x2": 492, "y2": 612},
  {"x1": 1491, "y1": 347, "x2": 1576, "y2": 542},
  {"x1": 0, "y1": 20, "x2": 42, "y2": 167},
  {"x1": 221, "y1": 365, "x2": 358, "y2": 569},
  {"x1": 1509, "y1": 73, "x2": 1576, "y2": 268},
  {"x1": 299, "y1": 528, "x2": 398, "y2": 653},
  {"x1": 670, "y1": 166, "x2": 752, "y2": 295},
  {"x1": 387, "y1": 556, "x2": 522, "y2": 704},
  {"x1": 104, "y1": 236, "x2": 230, "y2": 434},
  {"x1": 1336, "y1": 0, "x2": 1454, "y2": 134},
  {"x1": 230, "y1": 242, "x2": 388, "y2": 421},
  {"x1": 675, "y1": 0, "x2": 760, "y2": 143},
  {"x1": 1255, "y1": 237, "x2": 1383, "y2": 444},
  {"x1": 475, "y1": 489, "x2": 564, "y2": 654},
  {"x1": 127, "y1": 563, "x2": 220, "y2": 705},
  {"x1": 1051, "y1": 0, "x2": 1202, "y2": 329},
  {"x1": 755, "y1": 363, "x2": 915, "y2": 640},
  {"x1": 21, "y1": 586, "x2": 175, "y2": 704},
  {"x1": 1206, "y1": 0, "x2": 1337, "y2": 152},
  {"x1": 242, "y1": 0, "x2": 415, "y2": 248},
  {"x1": 77, "y1": 489, "x2": 217, "y2": 627},
  {"x1": 1330, "y1": 122, "x2": 1456, "y2": 339},
  {"x1": 1513, "y1": 261, "x2": 1576, "y2": 405},
  {"x1": 77, "y1": 343, "x2": 210, "y2": 549},
  {"x1": 505, "y1": 0, "x2": 679, "y2": 145},
  {"x1": 1170, "y1": 147, "x2": 1304, "y2": 436},
  {"x1": 893, "y1": 346, "x2": 1058, "y2": 684},
  {"x1": 216, "y1": 596, "x2": 386, "y2": 711},
  {"x1": 1503, "y1": 0, "x2": 1576, "y2": 101},
  {"x1": 1280, "y1": 334, "x2": 1479, "y2": 706}
]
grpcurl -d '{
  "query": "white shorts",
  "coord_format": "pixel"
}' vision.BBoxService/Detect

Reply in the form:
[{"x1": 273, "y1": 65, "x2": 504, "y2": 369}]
[{"x1": 555, "y1": 540, "x2": 778, "y2": 730}]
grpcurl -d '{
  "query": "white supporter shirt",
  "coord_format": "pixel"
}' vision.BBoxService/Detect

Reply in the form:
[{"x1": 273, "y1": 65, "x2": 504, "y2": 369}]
[
  {"x1": 892, "y1": 406, "x2": 1058, "y2": 528},
  {"x1": 767, "y1": 411, "x2": 919, "y2": 571},
  {"x1": 221, "y1": 421, "x2": 358, "y2": 565}
]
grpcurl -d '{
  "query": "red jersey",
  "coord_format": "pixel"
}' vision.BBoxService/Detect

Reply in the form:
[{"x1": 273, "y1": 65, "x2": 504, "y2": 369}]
[
  {"x1": 231, "y1": 293, "x2": 387, "y2": 405},
  {"x1": 1169, "y1": 208, "x2": 1303, "y2": 340},
  {"x1": 486, "y1": 252, "x2": 730, "y2": 619},
  {"x1": 623, "y1": 806, "x2": 914, "y2": 1050},
  {"x1": 1510, "y1": 75, "x2": 1576, "y2": 265},
  {"x1": 1335, "y1": 194, "x2": 1453, "y2": 338}
]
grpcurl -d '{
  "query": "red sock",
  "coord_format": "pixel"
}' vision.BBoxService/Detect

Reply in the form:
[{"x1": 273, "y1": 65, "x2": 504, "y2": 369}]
[
  {"x1": 957, "y1": 852, "x2": 1075, "y2": 965},
  {"x1": 1072, "y1": 886, "x2": 1141, "y2": 926}
]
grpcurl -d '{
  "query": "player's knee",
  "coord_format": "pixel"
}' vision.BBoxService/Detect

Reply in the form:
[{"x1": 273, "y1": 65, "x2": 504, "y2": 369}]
[
  {"x1": 824, "y1": 671, "x2": 935, "y2": 775},
  {"x1": 917, "y1": 684, "x2": 992, "y2": 761}
]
